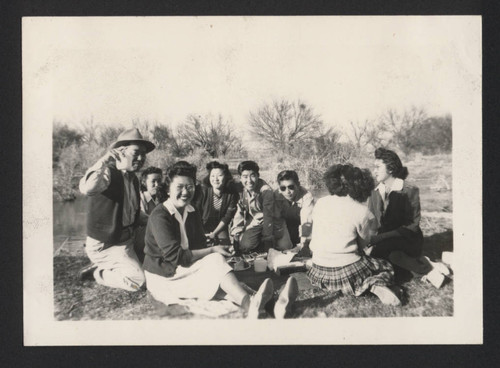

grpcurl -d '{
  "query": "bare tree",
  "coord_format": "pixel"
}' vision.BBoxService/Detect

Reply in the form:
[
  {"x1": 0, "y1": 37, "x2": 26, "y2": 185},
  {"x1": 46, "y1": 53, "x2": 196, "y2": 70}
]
[
  {"x1": 79, "y1": 116, "x2": 98, "y2": 145},
  {"x1": 248, "y1": 100, "x2": 323, "y2": 154},
  {"x1": 97, "y1": 125, "x2": 125, "y2": 148},
  {"x1": 177, "y1": 114, "x2": 242, "y2": 158},
  {"x1": 349, "y1": 119, "x2": 372, "y2": 150},
  {"x1": 379, "y1": 106, "x2": 427, "y2": 154},
  {"x1": 150, "y1": 123, "x2": 173, "y2": 150}
]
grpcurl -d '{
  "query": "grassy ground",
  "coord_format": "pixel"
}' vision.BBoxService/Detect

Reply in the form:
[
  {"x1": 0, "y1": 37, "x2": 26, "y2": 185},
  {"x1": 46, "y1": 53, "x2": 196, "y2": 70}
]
[
  {"x1": 53, "y1": 153, "x2": 453, "y2": 320},
  {"x1": 54, "y1": 219, "x2": 453, "y2": 320}
]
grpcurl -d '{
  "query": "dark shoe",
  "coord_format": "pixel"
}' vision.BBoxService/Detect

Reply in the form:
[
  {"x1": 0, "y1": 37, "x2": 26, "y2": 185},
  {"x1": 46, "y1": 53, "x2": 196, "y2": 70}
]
[
  {"x1": 274, "y1": 276, "x2": 299, "y2": 319},
  {"x1": 78, "y1": 263, "x2": 97, "y2": 281}
]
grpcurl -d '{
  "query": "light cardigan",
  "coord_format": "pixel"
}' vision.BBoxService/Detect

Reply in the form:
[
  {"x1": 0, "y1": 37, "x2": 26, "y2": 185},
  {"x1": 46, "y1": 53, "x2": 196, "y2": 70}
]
[{"x1": 309, "y1": 195, "x2": 377, "y2": 267}]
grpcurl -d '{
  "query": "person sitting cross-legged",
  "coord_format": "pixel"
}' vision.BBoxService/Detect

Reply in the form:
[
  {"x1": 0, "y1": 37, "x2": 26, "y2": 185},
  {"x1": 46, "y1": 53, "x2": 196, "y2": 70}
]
[{"x1": 230, "y1": 161, "x2": 293, "y2": 253}]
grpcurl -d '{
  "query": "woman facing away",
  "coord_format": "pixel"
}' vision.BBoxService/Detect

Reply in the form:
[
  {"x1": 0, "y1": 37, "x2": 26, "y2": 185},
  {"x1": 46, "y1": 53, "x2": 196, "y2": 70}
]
[
  {"x1": 143, "y1": 161, "x2": 298, "y2": 318},
  {"x1": 192, "y1": 161, "x2": 239, "y2": 245},
  {"x1": 367, "y1": 147, "x2": 450, "y2": 288},
  {"x1": 308, "y1": 164, "x2": 401, "y2": 306}
]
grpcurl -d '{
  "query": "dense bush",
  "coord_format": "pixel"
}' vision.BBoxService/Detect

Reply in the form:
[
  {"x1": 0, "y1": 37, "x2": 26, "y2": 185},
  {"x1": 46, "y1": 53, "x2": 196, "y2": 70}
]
[{"x1": 407, "y1": 115, "x2": 452, "y2": 155}]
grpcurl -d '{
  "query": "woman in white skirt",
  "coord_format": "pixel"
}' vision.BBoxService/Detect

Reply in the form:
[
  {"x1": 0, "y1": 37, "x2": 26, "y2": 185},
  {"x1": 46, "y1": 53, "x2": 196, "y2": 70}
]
[{"x1": 143, "y1": 161, "x2": 297, "y2": 318}]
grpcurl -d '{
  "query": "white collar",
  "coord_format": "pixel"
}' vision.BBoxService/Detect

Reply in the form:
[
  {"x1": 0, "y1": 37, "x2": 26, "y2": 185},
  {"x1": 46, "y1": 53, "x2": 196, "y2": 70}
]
[
  {"x1": 164, "y1": 198, "x2": 195, "y2": 216},
  {"x1": 142, "y1": 191, "x2": 153, "y2": 202},
  {"x1": 376, "y1": 178, "x2": 404, "y2": 195}
]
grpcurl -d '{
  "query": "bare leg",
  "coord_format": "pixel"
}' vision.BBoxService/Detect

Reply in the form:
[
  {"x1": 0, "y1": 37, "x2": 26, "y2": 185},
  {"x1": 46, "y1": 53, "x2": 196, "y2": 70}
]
[{"x1": 219, "y1": 271, "x2": 251, "y2": 308}]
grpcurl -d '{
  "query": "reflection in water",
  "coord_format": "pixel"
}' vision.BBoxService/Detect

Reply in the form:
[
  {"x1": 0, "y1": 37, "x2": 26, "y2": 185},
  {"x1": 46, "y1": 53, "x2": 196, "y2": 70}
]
[{"x1": 53, "y1": 195, "x2": 87, "y2": 239}]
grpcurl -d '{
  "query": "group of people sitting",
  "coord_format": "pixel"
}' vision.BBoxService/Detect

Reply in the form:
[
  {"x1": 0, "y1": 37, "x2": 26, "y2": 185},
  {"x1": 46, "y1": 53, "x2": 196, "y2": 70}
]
[{"x1": 78, "y1": 128, "x2": 450, "y2": 318}]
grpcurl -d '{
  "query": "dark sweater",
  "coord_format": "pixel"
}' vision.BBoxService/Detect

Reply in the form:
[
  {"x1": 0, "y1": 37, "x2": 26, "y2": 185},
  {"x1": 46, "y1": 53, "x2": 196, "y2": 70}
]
[
  {"x1": 192, "y1": 177, "x2": 239, "y2": 233},
  {"x1": 143, "y1": 204, "x2": 207, "y2": 277},
  {"x1": 86, "y1": 167, "x2": 140, "y2": 243},
  {"x1": 367, "y1": 182, "x2": 423, "y2": 243}
]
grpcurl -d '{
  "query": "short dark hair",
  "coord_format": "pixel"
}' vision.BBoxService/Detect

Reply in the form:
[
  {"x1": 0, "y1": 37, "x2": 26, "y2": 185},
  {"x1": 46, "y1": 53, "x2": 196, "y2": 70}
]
[
  {"x1": 238, "y1": 160, "x2": 259, "y2": 175},
  {"x1": 166, "y1": 161, "x2": 197, "y2": 184},
  {"x1": 205, "y1": 161, "x2": 233, "y2": 187},
  {"x1": 374, "y1": 147, "x2": 409, "y2": 180},
  {"x1": 324, "y1": 164, "x2": 375, "y2": 203},
  {"x1": 140, "y1": 166, "x2": 163, "y2": 192},
  {"x1": 277, "y1": 170, "x2": 300, "y2": 186}
]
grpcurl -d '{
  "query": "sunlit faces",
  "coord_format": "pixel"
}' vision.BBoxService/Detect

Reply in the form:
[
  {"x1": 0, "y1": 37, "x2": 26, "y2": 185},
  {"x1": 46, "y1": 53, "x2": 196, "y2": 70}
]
[
  {"x1": 240, "y1": 170, "x2": 258, "y2": 192},
  {"x1": 168, "y1": 175, "x2": 196, "y2": 209},
  {"x1": 123, "y1": 144, "x2": 147, "y2": 172},
  {"x1": 279, "y1": 179, "x2": 297, "y2": 202},
  {"x1": 144, "y1": 173, "x2": 162, "y2": 196},
  {"x1": 209, "y1": 168, "x2": 226, "y2": 191},
  {"x1": 374, "y1": 159, "x2": 392, "y2": 183}
]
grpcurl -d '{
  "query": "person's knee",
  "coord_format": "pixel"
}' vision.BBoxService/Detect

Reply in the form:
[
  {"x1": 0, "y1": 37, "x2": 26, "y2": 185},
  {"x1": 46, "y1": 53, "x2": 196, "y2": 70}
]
[
  {"x1": 206, "y1": 252, "x2": 226, "y2": 264},
  {"x1": 275, "y1": 233, "x2": 293, "y2": 251},
  {"x1": 240, "y1": 232, "x2": 259, "y2": 252}
]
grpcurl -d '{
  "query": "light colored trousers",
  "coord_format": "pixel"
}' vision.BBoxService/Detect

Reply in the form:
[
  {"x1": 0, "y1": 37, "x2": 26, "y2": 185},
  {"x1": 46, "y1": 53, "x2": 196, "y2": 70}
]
[{"x1": 85, "y1": 235, "x2": 145, "y2": 292}]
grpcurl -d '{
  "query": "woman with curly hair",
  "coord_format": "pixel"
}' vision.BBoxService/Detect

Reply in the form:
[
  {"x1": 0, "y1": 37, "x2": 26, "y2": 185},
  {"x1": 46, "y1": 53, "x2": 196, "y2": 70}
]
[
  {"x1": 192, "y1": 161, "x2": 239, "y2": 245},
  {"x1": 307, "y1": 164, "x2": 401, "y2": 306},
  {"x1": 367, "y1": 148, "x2": 450, "y2": 287}
]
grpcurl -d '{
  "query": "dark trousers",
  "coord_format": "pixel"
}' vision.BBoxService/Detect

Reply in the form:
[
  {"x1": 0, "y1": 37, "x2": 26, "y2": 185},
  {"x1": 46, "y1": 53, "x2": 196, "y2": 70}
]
[{"x1": 371, "y1": 236, "x2": 430, "y2": 274}]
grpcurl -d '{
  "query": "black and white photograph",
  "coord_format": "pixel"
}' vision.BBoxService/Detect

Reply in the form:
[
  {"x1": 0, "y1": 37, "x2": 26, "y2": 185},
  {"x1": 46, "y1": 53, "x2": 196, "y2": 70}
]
[{"x1": 22, "y1": 16, "x2": 482, "y2": 345}]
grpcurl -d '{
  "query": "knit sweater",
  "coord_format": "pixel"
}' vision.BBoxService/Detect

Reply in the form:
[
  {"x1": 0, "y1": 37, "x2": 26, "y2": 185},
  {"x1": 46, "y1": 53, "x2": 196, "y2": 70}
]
[
  {"x1": 143, "y1": 203, "x2": 207, "y2": 277},
  {"x1": 84, "y1": 166, "x2": 140, "y2": 243},
  {"x1": 309, "y1": 195, "x2": 377, "y2": 267}
]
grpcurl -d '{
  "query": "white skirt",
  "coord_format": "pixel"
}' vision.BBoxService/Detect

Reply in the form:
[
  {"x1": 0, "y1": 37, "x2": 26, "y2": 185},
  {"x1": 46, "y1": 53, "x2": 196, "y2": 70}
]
[{"x1": 145, "y1": 252, "x2": 233, "y2": 306}]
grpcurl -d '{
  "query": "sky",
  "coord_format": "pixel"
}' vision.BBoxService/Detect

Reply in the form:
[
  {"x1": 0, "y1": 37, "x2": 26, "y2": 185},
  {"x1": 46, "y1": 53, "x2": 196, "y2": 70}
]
[{"x1": 23, "y1": 16, "x2": 480, "y2": 139}]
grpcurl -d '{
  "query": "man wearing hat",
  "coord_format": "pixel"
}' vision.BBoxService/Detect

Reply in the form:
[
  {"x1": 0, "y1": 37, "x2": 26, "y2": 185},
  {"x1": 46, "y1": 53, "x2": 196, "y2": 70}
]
[{"x1": 78, "y1": 128, "x2": 156, "y2": 291}]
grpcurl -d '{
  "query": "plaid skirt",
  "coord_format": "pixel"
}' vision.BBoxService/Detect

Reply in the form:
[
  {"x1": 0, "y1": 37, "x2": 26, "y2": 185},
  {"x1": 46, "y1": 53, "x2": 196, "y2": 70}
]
[{"x1": 307, "y1": 255, "x2": 395, "y2": 296}]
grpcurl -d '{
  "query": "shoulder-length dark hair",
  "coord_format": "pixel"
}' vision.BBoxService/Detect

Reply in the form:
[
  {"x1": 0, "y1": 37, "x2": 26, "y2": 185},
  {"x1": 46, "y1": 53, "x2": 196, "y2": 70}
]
[
  {"x1": 374, "y1": 147, "x2": 409, "y2": 180},
  {"x1": 202, "y1": 161, "x2": 234, "y2": 189},
  {"x1": 324, "y1": 164, "x2": 375, "y2": 203}
]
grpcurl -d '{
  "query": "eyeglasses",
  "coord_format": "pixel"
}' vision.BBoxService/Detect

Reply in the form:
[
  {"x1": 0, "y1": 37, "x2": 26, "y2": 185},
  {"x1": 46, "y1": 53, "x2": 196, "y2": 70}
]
[
  {"x1": 173, "y1": 184, "x2": 195, "y2": 192},
  {"x1": 279, "y1": 184, "x2": 296, "y2": 191}
]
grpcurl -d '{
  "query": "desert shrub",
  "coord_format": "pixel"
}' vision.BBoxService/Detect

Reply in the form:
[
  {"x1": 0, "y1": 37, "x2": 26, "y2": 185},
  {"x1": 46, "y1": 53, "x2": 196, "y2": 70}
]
[
  {"x1": 53, "y1": 123, "x2": 84, "y2": 167},
  {"x1": 53, "y1": 144, "x2": 86, "y2": 201},
  {"x1": 177, "y1": 114, "x2": 243, "y2": 158},
  {"x1": 407, "y1": 115, "x2": 452, "y2": 155},
  {"x1": 144, "y1": 148, "x2": 177, "y2": 173},
  {"x1": 175, "y1": 147, "x2": 213, "y2": 180},
  {"x1": 248, "y1": 99, "x2": 324, "y2": 155}
]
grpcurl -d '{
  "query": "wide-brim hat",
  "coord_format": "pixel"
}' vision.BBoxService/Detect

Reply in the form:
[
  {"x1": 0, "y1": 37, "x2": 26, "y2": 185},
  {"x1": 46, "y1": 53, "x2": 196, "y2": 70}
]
[{"x1": 110, "y1": 128, "x2": 156, "y2": 153}]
